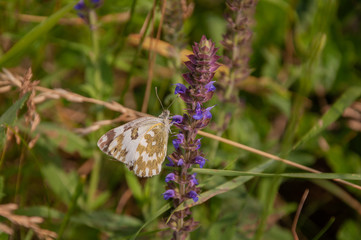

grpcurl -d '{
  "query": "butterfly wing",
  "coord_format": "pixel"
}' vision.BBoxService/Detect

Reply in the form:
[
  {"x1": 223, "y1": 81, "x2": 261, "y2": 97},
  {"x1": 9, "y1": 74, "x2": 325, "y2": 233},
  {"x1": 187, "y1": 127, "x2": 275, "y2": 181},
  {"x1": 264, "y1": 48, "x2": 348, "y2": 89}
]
[
  {"x1": 97, "y1": 117, "x2": 156, "y2": 167},
  {"x1": 132, "y1": 119, "x2": 169, "y2": 177}
]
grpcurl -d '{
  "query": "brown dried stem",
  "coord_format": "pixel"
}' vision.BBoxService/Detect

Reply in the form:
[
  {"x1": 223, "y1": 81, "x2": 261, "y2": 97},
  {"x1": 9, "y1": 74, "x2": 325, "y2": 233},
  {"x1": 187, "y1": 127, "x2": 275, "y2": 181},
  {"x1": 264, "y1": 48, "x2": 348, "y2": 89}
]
[{"x1": 291, "y1": 189, "x2": 309, "y2": 240}]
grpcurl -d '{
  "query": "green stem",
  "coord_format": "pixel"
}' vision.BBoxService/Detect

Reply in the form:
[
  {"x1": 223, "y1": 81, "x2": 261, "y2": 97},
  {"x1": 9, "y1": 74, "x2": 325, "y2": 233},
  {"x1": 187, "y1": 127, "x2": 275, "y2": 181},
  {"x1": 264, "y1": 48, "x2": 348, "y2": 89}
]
[
  {"x1": 58, "y1": 178, "x2": 84, "y2": 239},
  {"x1": 87, "y1": 151, "x2": 101, "y2": 210},
  {"x1": 87, "y1": 10, "x2": 103, "y2": 209},
  {"x1": 89, "y1": 9, "x2": 102, "y2": 100}
]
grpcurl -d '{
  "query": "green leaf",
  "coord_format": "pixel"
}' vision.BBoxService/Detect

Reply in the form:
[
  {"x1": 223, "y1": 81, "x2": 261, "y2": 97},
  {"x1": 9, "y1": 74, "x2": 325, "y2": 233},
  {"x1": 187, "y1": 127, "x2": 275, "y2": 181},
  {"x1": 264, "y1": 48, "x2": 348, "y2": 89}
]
[
  {"x1": 41, "y1": 164, "x2": 79, "y2": 205},
  {"x1": 293, "y1": 87, "x2": 361, "y2": 150},
  {"x1": 337, "y1": 220, "x2": 361, "y2": 240},
  {"x1": 0, "y1": 2, "x2": 76, "y2": 67},
  {"x1": 0, "y1": 92, "x2": 30, "y2": 126},
  {"x1": 0, "y1": 92, "x2": 30, "y2": 151},
  {"x1": 0, "y1": 233, "x2": 9, "y2": 240},
  {"x1": 72, "y1": 211, "x2": 142, "y2": 233},
  {"x1": 15, "y1": 206, "x2": 64, "y2": 219},
  {"x1": 16, "y1": 207, "x2": 142, "y2": 235},
  {"x1": 37, "y1": 122, "x2": 91, "y2": 158},
  {"x1": 193, "y1": 168, "x2": 361, "y2": 180}
]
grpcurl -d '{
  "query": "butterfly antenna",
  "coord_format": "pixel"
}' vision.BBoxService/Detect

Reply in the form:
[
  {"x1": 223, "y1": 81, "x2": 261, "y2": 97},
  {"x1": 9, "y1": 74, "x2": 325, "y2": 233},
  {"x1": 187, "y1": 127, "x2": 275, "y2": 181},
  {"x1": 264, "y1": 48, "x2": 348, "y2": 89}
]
[
  {"x1": 155, "y1": 87, "x2": 165, "y2": 110},
  {"x1": 167, "y1": 94, "x2": 179, "y2": 110}
]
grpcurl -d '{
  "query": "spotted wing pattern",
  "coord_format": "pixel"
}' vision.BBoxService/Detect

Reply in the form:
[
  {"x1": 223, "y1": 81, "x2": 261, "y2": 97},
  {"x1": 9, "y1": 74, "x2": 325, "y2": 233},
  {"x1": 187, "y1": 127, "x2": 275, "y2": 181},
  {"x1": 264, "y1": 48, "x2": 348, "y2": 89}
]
[{"x1": 97, "y1": 111, "x2": 170, "y2": 177}]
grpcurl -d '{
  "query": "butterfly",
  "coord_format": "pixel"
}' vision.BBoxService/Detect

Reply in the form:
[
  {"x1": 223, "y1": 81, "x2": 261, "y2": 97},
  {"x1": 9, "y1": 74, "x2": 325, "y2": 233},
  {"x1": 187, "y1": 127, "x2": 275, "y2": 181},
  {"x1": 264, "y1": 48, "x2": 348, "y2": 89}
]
[{"x1": 97, "y1": 110, "x2": 171, "y2": 177}]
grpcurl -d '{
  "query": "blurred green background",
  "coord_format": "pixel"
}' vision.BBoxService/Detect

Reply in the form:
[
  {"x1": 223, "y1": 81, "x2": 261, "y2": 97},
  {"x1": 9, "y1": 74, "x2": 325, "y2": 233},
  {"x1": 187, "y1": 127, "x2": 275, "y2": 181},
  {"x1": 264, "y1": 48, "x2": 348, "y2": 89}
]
[{"x1": 0, "y1": 0, "x2": 361, "y2": 239}]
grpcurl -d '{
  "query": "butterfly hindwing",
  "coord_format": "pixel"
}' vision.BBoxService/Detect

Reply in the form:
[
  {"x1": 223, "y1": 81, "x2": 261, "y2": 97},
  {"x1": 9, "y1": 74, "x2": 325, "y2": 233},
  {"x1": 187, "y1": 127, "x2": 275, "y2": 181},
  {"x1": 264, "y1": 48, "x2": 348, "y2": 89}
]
[{"x1": 133, "y1": 121, "x2": 169, "y2": 177}]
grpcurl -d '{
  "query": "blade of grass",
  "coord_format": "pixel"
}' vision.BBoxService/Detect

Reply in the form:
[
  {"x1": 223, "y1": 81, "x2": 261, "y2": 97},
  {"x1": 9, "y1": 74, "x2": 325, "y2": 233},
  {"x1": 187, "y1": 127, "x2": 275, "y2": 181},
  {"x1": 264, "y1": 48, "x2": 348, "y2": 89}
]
[
  {"x1": 0, "y1": 92, "x2": 30, "y2": 168},
  {"x1": 312, "y1": 217, "x2": 335, "y2": 240},
  {"x1": 0, "y1": 2, "x2": 76, "y2": 67},
  {"x1": 293, "y1": 86, "x2": 361, "y2": 150},
  {"x1": 192, "y1": 168, "x2": 361, "y2": 180},
  {"x1": 130, "y1": 203, "x2": 171, "y2": 240}
]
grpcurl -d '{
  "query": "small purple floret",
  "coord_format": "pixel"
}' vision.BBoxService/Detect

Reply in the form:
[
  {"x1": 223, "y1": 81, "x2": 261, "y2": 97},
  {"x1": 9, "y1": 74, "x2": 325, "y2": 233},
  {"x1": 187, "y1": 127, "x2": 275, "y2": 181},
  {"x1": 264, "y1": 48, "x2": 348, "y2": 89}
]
[
  {"x1": 205, "y1": 81, "x2": 216, "y2": 92},
  {"x1": 190, "y1": 174, "x2": 199, "y2": 187},
  {"x1": 194, "y1": 156, "x2": 206, "y2": 168},
  {"x1": 166, "y1": 157, "x2": 175, "y2": 167},
  {"x1": 204, "y1": 106, "x2": 215, "y2": 119},
  {"x1": 192, "y1": 103, "x2": 203, "y2": 120},
  {"x1": 74, "y1": 0, "x2": 86, "y2": 10},
  {"x1": 163, "y1": 189, "x2": 176, "y2": 200},
  {"x1": 177, "y1": 159, "x2": 184, "y2": 166},
  {"x1": 175, "y1": 83, "x2": 187, "y2": 94},
  {"x1": 172, "y1": 133, "x2": 185, "y2": 149},
  {"x1": 188, "y1": 191, "x2": 199, "y2": 202},
  {"x1": 172, "y1": 115, "x2": 183, "y2": 124},
  {"x1": 172, "y1": 139, "x2": 180, "y2": 149},
  {"x1": 165, "y1": 173, "x2": 176, "y2": 183},
  {"x1": 195, "y1": 138, "x2": 202, "y2": 150}
]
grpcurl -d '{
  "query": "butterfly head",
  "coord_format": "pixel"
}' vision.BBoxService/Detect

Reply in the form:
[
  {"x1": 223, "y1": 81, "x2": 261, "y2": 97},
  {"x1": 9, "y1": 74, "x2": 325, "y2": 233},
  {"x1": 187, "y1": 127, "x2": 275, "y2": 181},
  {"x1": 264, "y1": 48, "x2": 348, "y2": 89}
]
[{"x1": 159, "y1": 109, "x2": 170, "y2": 120}]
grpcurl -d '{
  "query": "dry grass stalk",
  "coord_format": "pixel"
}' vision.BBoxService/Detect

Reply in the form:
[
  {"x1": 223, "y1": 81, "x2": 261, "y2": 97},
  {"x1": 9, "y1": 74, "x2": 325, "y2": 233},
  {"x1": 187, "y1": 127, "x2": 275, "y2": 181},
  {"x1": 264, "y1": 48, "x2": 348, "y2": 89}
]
[{"x1": 0, "y1": 203, "x2": 57, "y2": 239}]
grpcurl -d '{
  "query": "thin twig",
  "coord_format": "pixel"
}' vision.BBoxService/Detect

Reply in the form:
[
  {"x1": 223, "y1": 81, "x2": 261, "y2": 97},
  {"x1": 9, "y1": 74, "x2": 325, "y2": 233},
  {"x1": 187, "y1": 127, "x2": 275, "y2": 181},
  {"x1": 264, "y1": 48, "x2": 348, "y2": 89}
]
[
  {"x1": 198, "y1": 130, "x2": 361, "y2": 191},
  {"x1": 292, "y1": 189, "x2": 309, "y2": 240}
]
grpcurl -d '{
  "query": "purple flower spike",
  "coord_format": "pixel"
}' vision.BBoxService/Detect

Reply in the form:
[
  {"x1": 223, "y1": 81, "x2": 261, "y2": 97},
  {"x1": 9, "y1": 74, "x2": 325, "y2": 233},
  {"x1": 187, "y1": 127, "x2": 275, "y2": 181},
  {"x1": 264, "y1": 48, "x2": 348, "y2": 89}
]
[
  {"x1": 192, "y1": 103, "x2": 203, "y2": 120},
  {"x1": 165, "y1": 173, "x2": 176, "y2": 183},
  {"x1": 172, "y1": 115, "x2": 183, "y2": 124},
  {"x1": 188, "y1": 191, "x2": 199, "y2": 202},
  {"x1": 205, "y1": 81, "x2": 216, "y2": 92},
  {"x1": 163, "y1": 189, "x2": 176, "y2": 200},
  {"x1": 164, "y1": 36, "x2": 219, "y2": 236},
  {"x1": 194, "y1": 156, "x2": 206, "y2": 168},
  {"x1": 175, "y1": 83, "x2": 187, "y2": 94}
]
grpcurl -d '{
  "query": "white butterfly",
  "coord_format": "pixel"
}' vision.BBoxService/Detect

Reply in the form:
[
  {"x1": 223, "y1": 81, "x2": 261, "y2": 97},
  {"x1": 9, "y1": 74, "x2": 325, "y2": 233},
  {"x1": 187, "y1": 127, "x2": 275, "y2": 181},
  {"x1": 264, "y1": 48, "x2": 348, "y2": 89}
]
[{"x1": 97, "y1": 110, "x2": 171, "y2": 177}]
